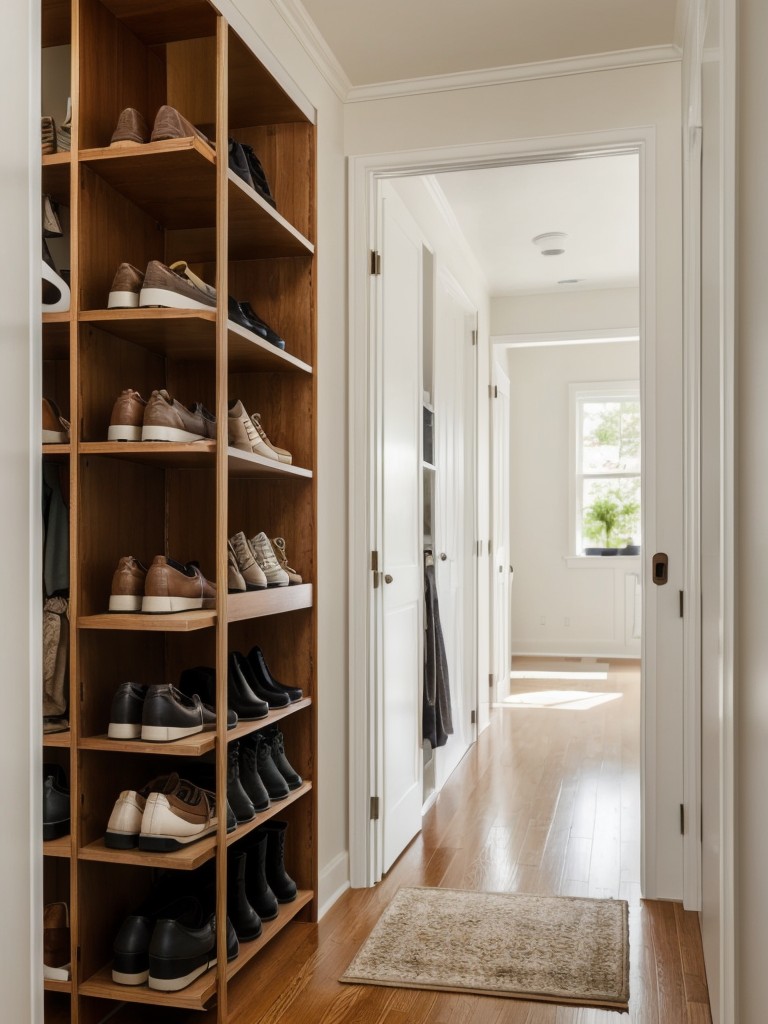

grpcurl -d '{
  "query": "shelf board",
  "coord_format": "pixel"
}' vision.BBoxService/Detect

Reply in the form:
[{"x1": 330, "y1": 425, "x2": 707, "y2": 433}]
[
  {"x1": 227, "y1": 320, "x2": 312, "y2": 374},
  {"x1": 228, "y1": 171, "x2": 314, "y2": 260},
  {"x1": 227, "y1": 583, "x2": 313, "y2": 623},
  {"x1": 96, "y1": 0, "x2": 217, "y2": 46},
  {"x1": 44, "y1": 978, "x2": 72, "y2": 994},
  {"x1": 43, "y1": 729, "x2": 71, "y2": 748},
  {"x1": 80, "y1": 138, "x2": 217, "y2": 229},
  {"x1": 43, "y1": 311, "x2": 71, "y2": 325},
  {"x1": 80, "y1": 309, "x2": 216, "y2": 359},
  {"x1": 42, "y1": 153, "x2": 71, "y2": 204},
  {"x1": 80, "y1": 441, "x2": 216, "y2": 468},
  {"x1": 79, "y1": 835, "x2": 215, "y2": 871},
  {"x1": 42, "y1": 444, "x2": 71, "y2": 457},
  {"x1": 79, "y1": 610, "x2": 216, "y2": 632},
  {"x1": 227, "y1": 447, "x2": 312, "y2": 479},
  {"x1": 42, "y1": 0, "x2": 71, "y2": 48},
  {"x1": 227, "y1": 697, "x2": 312, "y2": 745},
  {"x1": 43, "y1": 835, "x2": 71, "y2": 859},
  {"x1": 226, "y1": 889, "x2": 314, "y2": 982},
  {"x1": 226, "y1": 781, "x2": 312, "y2": 848}
]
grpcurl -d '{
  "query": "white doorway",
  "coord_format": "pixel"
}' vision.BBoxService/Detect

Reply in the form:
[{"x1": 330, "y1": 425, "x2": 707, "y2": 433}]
[{"x1": 490, "y1": 359, "x2": 511, "y2": 704}]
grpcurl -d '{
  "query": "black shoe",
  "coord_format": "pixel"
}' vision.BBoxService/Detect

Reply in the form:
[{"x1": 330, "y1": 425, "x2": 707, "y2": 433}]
[
  {"x1": 237, "y1": 303, "x2": 285, "y2": 349},
  {"x1": 180, "y1": 662, "x2": 267, "y2": 723},
  {"x1": 244, "y1": 832, "x2": 278, "y2": 920},
  {"x1": 259, "y1": 820, "x2": 297, "y2": 903},
  {"x1": 141, "y1": 683, "x2": 236, "y2": 742},
  {"x1": 228, "y1": 742, "x2": 256, "y2": 823},
  {"x1": 252, "y1": 733, "x2": 289, "y2": 800},
  {"x1": 228, "y1": 138, "x2": 254, "y2": 189},
  {"x1": 227, "y1": 850, "x2": 262, "y2": 941},
  {"x1": 232, "y1": 650, "x2": 289, "y2": 710},
  {"x1": 247, "y1": 645, "x2": 303, "y2": 702},
  {"x1": 112, "y1": 894, "x2": 198, "y2": 986},
  {"x1": 239, "y1": 144, "x2": 276, "y2": 208},
  {"x1": 148, "y1": 910, "x2": 238, "y2": 992},
  {"x1": 265, "y1": 727, "x2": 302, "y2": 789},
  {"x1": 238, "y1": 737, "x2": 271, "y2": 812},
  {"x1": 43, "y1": 763, "x2": 69, "y2": 841},
  {"x1": 108, "y1": 681, "x2": 148, "y2": 739},
  {"x1": 228, "y1": 653, "x2": 271, "y2": 719},
  {"x1": 226, "y1": 799, "x2": 237, "y2": 834}
]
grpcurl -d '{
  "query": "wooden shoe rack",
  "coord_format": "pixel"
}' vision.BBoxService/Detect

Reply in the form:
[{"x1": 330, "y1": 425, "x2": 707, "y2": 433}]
[{"x1": 41, "y1": 1, "x2": 316, "y2": 1021}]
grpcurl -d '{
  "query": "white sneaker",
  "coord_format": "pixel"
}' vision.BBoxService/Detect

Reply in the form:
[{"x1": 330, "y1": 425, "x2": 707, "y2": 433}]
[
  {"x1": 229, "y1": 532, "x2": 267, "y2": 590},
  {"x1": 248, "y1": 532, "x2": 289, "y2": 587}
]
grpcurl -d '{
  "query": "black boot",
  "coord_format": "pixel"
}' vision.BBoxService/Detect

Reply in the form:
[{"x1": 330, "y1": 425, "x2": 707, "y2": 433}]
[
  {"x1": 260, "y1": 820, "x2": 297, "y2": 903},
  {"x1": 228, "y1": 742, "x2": 256, "y2": 823},
  {"x1": 227, "y1": 653, "x2": 270, "y2": 719},
  {"x1": 265, "y1": 727, "x2": 302, "y2": 789},
  {"x1": 244, "y1": 832, "x2": 278, "y2": 920},
  {"x1": 232, "y1": 651, "x2": 289, "y2": 709},
  {"x1": 247, "y1": 646, "x2": 303, "y2": 702},
  {"x1": 239, "y1": 737, "x2": 270, "y2": 812},
  {"x1": 254, "y1": 733, "x2": 289, "y2": 799},
  {"x1": 227, "y1": 851, "x2": 262, "y2": 940}
]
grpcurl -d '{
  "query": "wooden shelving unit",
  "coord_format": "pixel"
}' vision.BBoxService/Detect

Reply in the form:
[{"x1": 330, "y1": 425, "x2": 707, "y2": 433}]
[{"x1": 40, "y1": 1, "x2": 318, "y2": 1020}]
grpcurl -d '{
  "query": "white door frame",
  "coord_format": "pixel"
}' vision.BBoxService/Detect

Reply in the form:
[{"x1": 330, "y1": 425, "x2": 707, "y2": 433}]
[{"x1": 346, "y1": 126, "x2": 697, "y2": 897}]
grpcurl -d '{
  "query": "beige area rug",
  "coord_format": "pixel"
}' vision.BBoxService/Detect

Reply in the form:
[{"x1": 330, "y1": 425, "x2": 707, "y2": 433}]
[{"x1": 340, "y1": 886, "x2": 630, "y2": 1011}]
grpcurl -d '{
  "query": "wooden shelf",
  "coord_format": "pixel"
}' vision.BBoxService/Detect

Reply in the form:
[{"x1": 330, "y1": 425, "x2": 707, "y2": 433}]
[
  {"x1": 228, "y1": 171, "x2": 314, "y2": 260},
  {"x1": 43, "y1": 444, "x2": 71, "y2": 456},
  {"x1": 42, "y1": 0, "x2": 71, "y2": 48},
  {"x1": 43, "y1": 311, "x2": 71, "y2": 325},
  {"x1": 79, "y1": 835, "x2": 215, "y2": 871},
  {"x1": 226, "y1": 781, "x2": 312, "y2": 848},
  {"x1": 80, "y1": 138, "x2": 217, "y2": 230},
  {"x1": 227, "y1": 320, "x2": 313, "y2": 374},
  {"x1": 80, "y1": 441, "x2": 216, "y2": 468},
  {"x1": 43, "y1": 729, "x2": 71, "y2": 748},
  {"x1": 43, "y1": 835, "x2": 71, "y2": 859},
  {"x1": 44, "y1": 978, "x2": 72, "y2": 994},
  {"x1": 80, "y1": 731, "x2": 217, "y2": 757},
  {"x1": 227, "y1": 889, "x2": 313, "y2": 981},
  {"x1": 227, "y1": 447, "x2": 312, "y2": 479},
  {"x1": 227, "y1": 698, "x2": 312, "y2": 744},
  {"x1": 80, "y1": 309, "x2": 216, "y2": 359},
  {"x1": 79, "y1": 610, "x2": 216, "y2": 632},
  {"x1": 227, "y1": 583, "x2": 313, "y2": 623},
  {"x1": 42, "y1": 154, "x2": 71, "y2": 205}
]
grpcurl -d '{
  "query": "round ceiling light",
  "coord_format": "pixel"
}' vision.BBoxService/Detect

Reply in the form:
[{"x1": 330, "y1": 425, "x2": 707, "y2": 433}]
[{"x1": 532, "y1": 231, "x2": 568, "y2": 256}]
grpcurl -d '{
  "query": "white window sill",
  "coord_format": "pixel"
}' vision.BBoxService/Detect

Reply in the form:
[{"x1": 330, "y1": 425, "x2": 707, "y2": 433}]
[{"x1": 564, "y1": 555, "x2": 642, "y2": 570}]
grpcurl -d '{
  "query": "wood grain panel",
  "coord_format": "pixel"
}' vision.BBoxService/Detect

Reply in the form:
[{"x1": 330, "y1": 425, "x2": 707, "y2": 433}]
[
  {"x1": 95, "y1": 0, "x2": 217, "y2": 46},
  {"x1": 227, "y1": 27, "x2": 310, "y2": 128}
]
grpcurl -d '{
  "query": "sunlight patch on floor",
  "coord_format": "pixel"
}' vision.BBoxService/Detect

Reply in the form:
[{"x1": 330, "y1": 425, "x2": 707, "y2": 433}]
[{"x1": 495, "y1": 689, "x2": 623, "y2": 711}]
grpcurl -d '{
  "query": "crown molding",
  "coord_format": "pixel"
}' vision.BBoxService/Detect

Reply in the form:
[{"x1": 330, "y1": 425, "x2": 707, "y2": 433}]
[
  {"x1": 345, "y1": 44, "x2": 681, "y2": 103},
  {"x1": 268, "y1": 0, "x2": 352, "y2": 102}
]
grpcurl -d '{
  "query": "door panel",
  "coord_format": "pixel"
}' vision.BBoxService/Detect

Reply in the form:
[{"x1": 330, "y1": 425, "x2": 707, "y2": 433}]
[{"x1": 491, "y1": 360, "x2": 511, "y2": 702}]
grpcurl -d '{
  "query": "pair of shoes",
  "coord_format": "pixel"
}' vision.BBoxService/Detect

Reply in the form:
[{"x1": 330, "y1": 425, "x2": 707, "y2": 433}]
[
  {"x1": 228, "y1": 402, "x2": 291, "y2": 463},
  {"x1": 43, "y1": 763, "x2": 69, "y2": 841},
  {"x1": 113, "y1": 892, "x2": 238, "y2": 991},
  {"x1": 107, "y1": 388, "x2": 215, "y2": 443},
  {"x1": 180, "y1": 647, "x2": 302, "y2": 720},
  {"x1": 228, "y1": 728, "x2": 302, "y2": 821},
  {"x1": 41, "y1": 115, "x2": 57, "y2": 155},
  {"x1": 106, "y1": 773, "x2": 220, "y2": 851},
  {"x1": 110, "y1": 105, "x2": 212, "y2": 150},
  {"x1": 228, "y1": 823, "x2": 296, "y2": 941},
  {"x1": 57, "y1": 98, "x2": 72, "y2": 152},
  {"x1": 108, "y1": 259, "x2": 216, "y2": 312},
  {"x1": 108, "y1": 681, "x2": 236, "y2": 743},
  {"x1": 109, "y1": 555, "x2": 216, "y2": 614},
  {"x1": 227, "y1": 297, "x2": 285, "y2": 349},
  {"x1": 228, "y1": 139, "x2": 277, "y2": 208},
  {"x1": 228, "y1": 531, "x2": 294, "y2": 591},
  {"x1": 44, "y1": 902, "x2": 71, "y2": 981},
  {"x1": 42, "y1": 398, "x2": 70, "y2": 444}
]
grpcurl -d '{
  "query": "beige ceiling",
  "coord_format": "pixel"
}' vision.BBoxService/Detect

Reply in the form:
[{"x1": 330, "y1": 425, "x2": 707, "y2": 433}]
[{"x1": 300, "y1": 0, "x2": 680, "y2": 87}]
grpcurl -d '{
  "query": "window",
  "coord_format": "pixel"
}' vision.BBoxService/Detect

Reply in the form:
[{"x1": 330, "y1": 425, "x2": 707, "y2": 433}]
[{"x1": 570, "y1": 381, "x2": 641, "y2": 555}]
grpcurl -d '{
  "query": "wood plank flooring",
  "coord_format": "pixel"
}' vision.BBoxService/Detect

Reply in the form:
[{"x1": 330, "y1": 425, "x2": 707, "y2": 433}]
[{"x1": 117, "y1": 659, "x2": 712, "y2": 1023}]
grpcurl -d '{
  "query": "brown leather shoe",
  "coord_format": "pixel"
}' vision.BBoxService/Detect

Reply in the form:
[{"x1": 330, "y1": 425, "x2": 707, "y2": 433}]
[
  {"x1": 150, "y1": 105, "x2": 212, "y2": 149},
  {"x1": 141, "y1": 389, "x2": 215, "y2": 443},
  {"x1": 42, "y1": 398, "x2": 70, "y2": 444},
  {"x1": 139, "y1": 260, "x2": 216, "y2": 311},
  {"x1": 142, "y1": 556, "x2": 216, "y2": 614},
  {"x1": 108, "y1": 389, "x2": 147, "y2": 441},
  {"x1": 109, "y1": 556, "x2": 148, "y2": 612},
  {"x1": 110, "y1": 107, "x2": 150, "y2": 147},
  {"x1": 108, "y1": 263, "x2": 145, "y2": 309}
]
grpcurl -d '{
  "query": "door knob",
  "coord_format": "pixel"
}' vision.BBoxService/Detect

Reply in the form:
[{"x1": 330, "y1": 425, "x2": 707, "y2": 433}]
[
  {"x1": 384, "y1": 574, "x2": 394, "y2": 584},
  {"x1": 439, "y1": 552, "x2": 447, "y2": 561}
]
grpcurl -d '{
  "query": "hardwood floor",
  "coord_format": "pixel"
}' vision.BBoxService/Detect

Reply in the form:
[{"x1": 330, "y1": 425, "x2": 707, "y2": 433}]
[{"x1": 127, "y1": 658, "x2": 712, "y2": 1023}]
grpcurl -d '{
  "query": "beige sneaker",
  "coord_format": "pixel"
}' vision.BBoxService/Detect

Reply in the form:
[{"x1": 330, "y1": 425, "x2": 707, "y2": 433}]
[
  {"x1": 271, "y1": 537, "x2": 302, "y2": 584},
  {"x1": 42, "y1": 398, "x2": 70, "y2": 444},
  {"x1": 251, "y1": 414, "x2": 292, "y2": 464},
  {"x1": 105, "y1": 774, "x2": 175, "y2": 848},
  {"x1": 108, "y1": 555, "x2": 148, "y2": 612},
  {"x1": 108, "y1": 389, "x2": 147, "y2": 441},
  {"x1": 139, "y1": 260, "x2": 216, "y2": 311},
  {"x1": 108, "y1": 263, "x2": 145, "y2": 309},
  {"x1": 142, "y1": 389, "x2": 215, "y2": 443},
  {"x1": 142, "y1": 556, "x2": 216, "y2": 614},
  {"x1": 227, "y1": 542, "x2": 246, "y2": 593},
  {"x1": 227, "y1": 398, "x2": 277, "y2": 460},
  {"x1": 248, "y1": 533, "x2": 289, "y2": 587},
  {"x1": 229, "y1": 532, "x2": 267, "y2": 590},
  {"x1": 139, "y1": 777, "x2": 218, "y2": 851}
]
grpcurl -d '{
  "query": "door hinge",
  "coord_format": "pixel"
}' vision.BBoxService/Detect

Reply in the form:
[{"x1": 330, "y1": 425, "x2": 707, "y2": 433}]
[
  {"x1": 471, "y1": 709, "x2": 476, "y2": 725},
  {"x1": 476, "y1": 539, "x2": 482, "y2": 556},
  {"x1": 471, "y1": 329, "x2": 477, "y2": 346},
  {"x1": 488, "y1": 384, "x2": 498, "y2": 398},
  {"x1": 489, "y1": 673, "x2": 494, "y2": 689},
  {"x1": 372, "y1": 550, "x2": 381, "y2": 588},
  {"x1": 680, "y1": 803, "x2": 685, "y2": 835},
  {"x1": 679, "y1": 590, "x2": 684, "y2": 617},
  {"x1": 370, "y1": 796, "x2": 380, "y2": 820},
  {"x1": 370, "y1": 250, "x2": 381, "y2": 275}
]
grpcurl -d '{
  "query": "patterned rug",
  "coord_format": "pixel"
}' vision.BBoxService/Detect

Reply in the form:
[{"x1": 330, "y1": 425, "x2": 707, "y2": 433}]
[{"x1": 340, "y1": 886, "x2": 630, "y2": 1010}]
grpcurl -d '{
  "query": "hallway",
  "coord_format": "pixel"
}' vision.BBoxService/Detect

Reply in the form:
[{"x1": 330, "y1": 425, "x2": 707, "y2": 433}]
[{"x1": 221, "y1": 659, "x2": 712, "y2": 1023}]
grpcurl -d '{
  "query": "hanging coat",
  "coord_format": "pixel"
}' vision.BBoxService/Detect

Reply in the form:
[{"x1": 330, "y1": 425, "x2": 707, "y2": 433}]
[{"x1": 423, "y1": 561, "x2": 454, "y2": 748}]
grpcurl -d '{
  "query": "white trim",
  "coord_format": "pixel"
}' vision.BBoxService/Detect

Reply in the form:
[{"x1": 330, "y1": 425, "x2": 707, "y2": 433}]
[
  {"x1": 421, "y1": 177, "x2": 489, "y2": 288},
  {"x1": 565, "y1": 556, "x2": 641, "y2": 569},
  {"x1": 346, "y1": 45, "x2": 681, "y2": 103},
  {"x1": 493, "y1": 328, "x2": 639, "y2": 349},
  {"x1": 317, "y1": 851, "x2": 351, "y2": 918},
  {"x1": 268, "y1": 0, "x2": 352, "y2": 102},
  {"x1": 347, "y1": 127, "x2": 661, "y2": 896}
]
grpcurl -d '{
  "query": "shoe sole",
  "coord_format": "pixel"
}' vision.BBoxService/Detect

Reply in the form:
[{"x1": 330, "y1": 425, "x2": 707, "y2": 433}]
[
  {"x1": 43, "y1": 820, "x2": 70, "y2": 841},
  {"x1": 104, "y1": 831, "x2": 139, "y2": 849},
  {"x1": 138, "y1": 821, "x2": 217, "y2": 851},
  {"x1": 266, "y1": 581, "x2": 290, "y2": 588},
  {"x1": 141, "y1": 424, "x2": 207, "y2": 443},
  {"x1": 141, "y1": 595, "x2": 204, "y2": 614},
  {"x1": 107, "y1": 290, "x2": 140, "y2": 308},
  {"x1": 139, "y1": 287, "x2": 215, "y2": 312},
  {"x1": 141, "y1": 723, "x2": 204, "y2": 742},
  {"x1": 112, "y1": 968, "x2": 149, "y2": 986},
  {"x1": 107, "y1": 424, "x2": 142, "y2": 441},
  {"x1": 108, "y1": 595, "x2": 142, "y2": 613},
  {"x1": 147, "y1": 956, "x2": 216, "y2": 992},
  {"x1": 43, "y1": 965, "x2": 71, "y2": 982},
  {"x1": 42, "y1": 430, "x2": 68, "y2": 444},
  {"x1": 107, "y1": 722, "x2": 141, "y2": 740}
]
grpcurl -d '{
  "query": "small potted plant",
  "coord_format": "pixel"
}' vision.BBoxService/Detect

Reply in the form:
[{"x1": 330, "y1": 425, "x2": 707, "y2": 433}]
[{"x1": 583, "y1": 492, "x2": 640, "y2": 555}]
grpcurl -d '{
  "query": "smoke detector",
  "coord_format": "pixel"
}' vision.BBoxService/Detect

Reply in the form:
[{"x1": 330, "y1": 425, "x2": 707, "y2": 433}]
[{"x1": 532, "y1": 232, "x2": 568, "y2": 256}]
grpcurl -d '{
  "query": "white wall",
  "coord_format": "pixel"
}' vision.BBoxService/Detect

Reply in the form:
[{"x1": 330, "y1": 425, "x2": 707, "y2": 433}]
[
  {"x1": 506, "y1": 341, "x2": 641, "y2": 657},
  {"x1": 492, "y1": 287, "x2": 639, "y2": 337}
]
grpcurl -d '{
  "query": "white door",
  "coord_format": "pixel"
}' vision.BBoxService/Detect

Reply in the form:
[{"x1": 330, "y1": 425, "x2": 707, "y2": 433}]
[
  {"x1": 377, "y1": 183, "x2": 424, "y2": 872},
  {"x1": 491, "y1": 359, "x2": 511, "y2": 703},
  {"x1": 432, "y1": 269, "x2": 477, "y2": 788}
]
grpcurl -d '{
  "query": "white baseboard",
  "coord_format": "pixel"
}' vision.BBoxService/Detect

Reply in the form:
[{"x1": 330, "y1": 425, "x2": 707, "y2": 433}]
[
  {"x1": 512, "y1": 643, "x2": 641, "y2": 659},
  {"x1": 318, "y1": 850, "x2": 350, "y2": 919}
]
